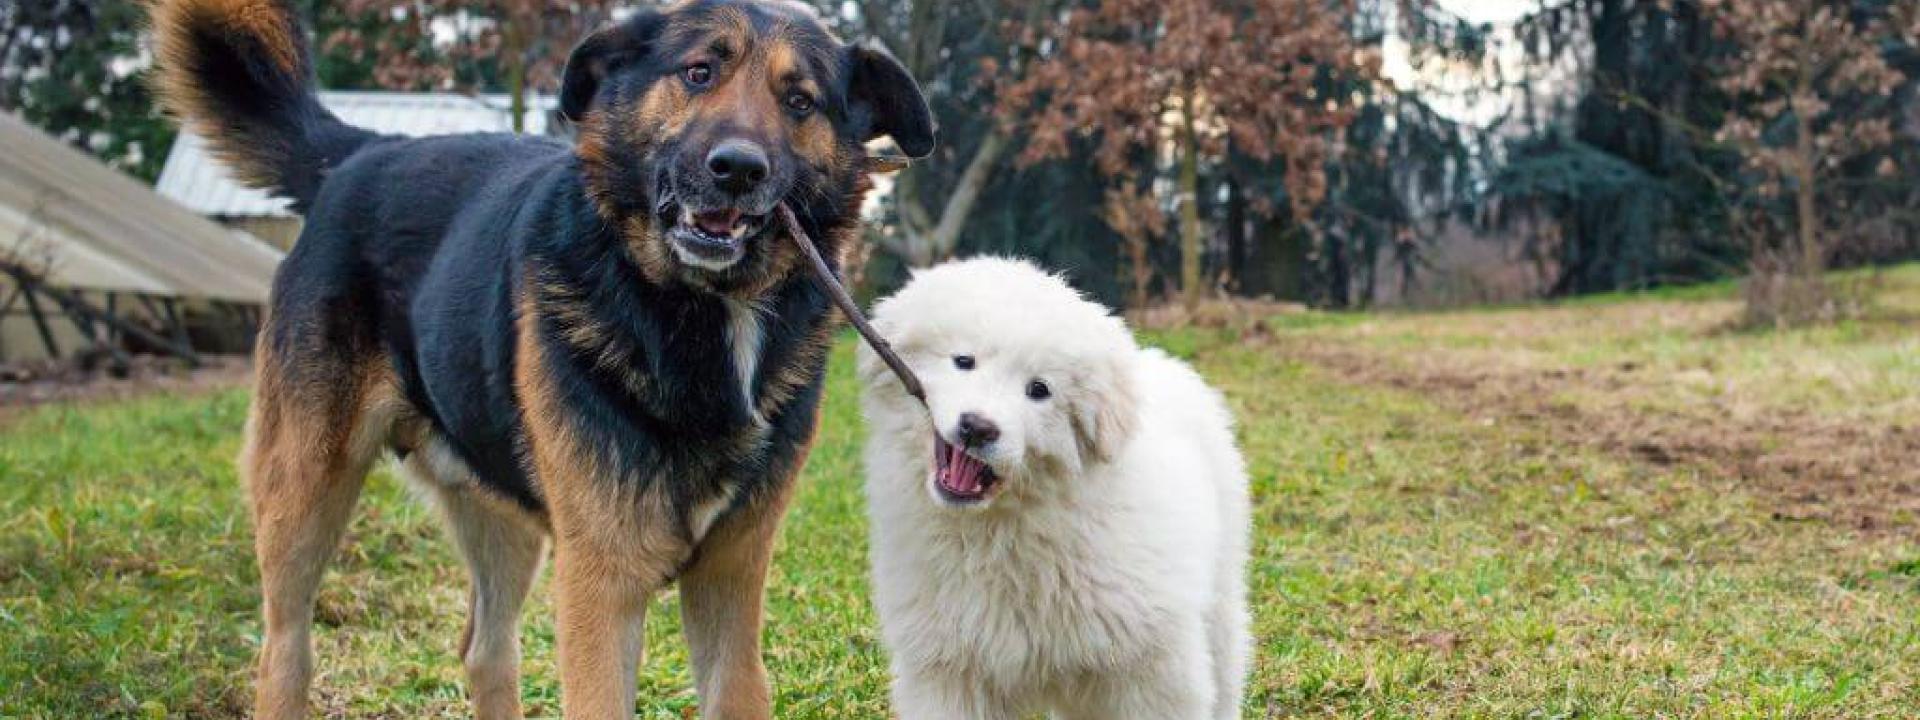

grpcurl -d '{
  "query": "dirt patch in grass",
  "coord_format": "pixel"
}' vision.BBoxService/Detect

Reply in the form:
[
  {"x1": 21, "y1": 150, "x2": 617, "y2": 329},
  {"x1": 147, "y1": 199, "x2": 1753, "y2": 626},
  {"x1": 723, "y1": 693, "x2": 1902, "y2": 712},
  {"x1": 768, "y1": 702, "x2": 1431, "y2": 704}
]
[
  {"x1": 1281, "y1": 338, "x2": 1920, "y2": 537},
  {"x1": 1131, "y1": 297, "x2": 1310, "y2": 332},
  {"x1": 0, "y1": 355, "x2": 252, "y2": 425}
]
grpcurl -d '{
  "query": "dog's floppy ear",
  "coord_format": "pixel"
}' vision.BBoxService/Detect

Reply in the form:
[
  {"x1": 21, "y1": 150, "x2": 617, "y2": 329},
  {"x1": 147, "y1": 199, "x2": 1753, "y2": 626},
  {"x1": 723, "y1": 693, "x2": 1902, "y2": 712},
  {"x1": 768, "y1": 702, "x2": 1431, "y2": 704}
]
[
  {"x1": 560, "y1": 11, "x2": 666, "y2": 122},
  {"x1": 845, "y1": 43, "x2": 936, "y2": 159},
  {"x1": 856, "y1": 304, "x2": 917, "y2": 392},
  {"x1": 1071, "y1": 353, "x2": 1140, "y2": 466}
]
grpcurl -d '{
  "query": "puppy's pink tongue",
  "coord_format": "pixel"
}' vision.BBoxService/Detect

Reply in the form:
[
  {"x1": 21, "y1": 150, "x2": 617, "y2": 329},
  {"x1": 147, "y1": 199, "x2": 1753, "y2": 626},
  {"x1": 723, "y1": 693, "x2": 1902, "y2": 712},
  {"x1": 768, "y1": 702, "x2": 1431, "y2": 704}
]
[{"x1": 936, "y1": 438, "x2": 987, "y2": 494}]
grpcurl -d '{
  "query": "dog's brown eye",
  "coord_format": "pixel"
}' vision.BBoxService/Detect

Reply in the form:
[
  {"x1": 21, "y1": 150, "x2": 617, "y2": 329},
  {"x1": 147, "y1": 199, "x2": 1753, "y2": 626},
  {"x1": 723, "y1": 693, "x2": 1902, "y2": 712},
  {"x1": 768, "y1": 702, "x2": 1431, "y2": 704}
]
[
  {"x1": 683, "y1": 63, "x2": 713, "y2": 87},
  {"x1": 785, "y1": 92, "x2": 814, "y2": 116},
  {"x1": 1026, "y1": 380, "x2": 1051, "y2": 401},
  {"x1": 953, "y1": 355, "x2": 975, "y2": 371}
]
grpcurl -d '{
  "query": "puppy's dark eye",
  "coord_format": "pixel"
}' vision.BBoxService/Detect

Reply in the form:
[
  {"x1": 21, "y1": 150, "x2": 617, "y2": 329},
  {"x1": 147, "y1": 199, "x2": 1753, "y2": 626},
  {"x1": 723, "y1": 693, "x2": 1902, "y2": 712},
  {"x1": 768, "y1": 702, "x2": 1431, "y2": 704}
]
[
  {"x1": 953, "y1": 355, "x2": 975, "y2": 371},
  {"x1": 1026, "y1": 379, "x2": 1051, "y2": 401},
  {"x1": 785, "y1": 92, "x2": 814, "y2": 116},
  {"x1": 683, "y1": 63, "x2": 713, "y2": 87}
]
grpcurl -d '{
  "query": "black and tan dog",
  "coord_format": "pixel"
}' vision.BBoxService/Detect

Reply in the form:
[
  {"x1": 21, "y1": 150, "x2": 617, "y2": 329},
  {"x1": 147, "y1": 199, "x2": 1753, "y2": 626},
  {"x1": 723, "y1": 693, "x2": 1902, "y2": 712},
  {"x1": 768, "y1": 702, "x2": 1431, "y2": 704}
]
[{"x1": 149, "y1": 0, "x2": 931, "y2": 717}]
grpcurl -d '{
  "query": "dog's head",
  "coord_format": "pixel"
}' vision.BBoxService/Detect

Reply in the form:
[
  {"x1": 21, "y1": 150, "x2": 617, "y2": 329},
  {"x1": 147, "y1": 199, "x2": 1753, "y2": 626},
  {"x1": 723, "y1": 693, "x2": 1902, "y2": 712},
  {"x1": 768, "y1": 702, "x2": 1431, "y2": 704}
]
[
  {"x1": 561, "y1": 0, "x2": 933, "y2": 295},
  {"x1": 861, "y1": 257, "x2": 1140, "y2": 510}
]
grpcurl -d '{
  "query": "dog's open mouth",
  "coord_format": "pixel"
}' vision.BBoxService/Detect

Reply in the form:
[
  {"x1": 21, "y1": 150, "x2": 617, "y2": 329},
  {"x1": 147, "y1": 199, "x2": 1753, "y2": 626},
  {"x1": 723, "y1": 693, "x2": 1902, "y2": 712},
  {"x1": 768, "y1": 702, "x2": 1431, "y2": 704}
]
[
  {"x1": 933, "y1": 434, "x2": 999, "y2": 504},
  {"x1": 660, "y1": 200, "x2": 771, "y2": 269}
]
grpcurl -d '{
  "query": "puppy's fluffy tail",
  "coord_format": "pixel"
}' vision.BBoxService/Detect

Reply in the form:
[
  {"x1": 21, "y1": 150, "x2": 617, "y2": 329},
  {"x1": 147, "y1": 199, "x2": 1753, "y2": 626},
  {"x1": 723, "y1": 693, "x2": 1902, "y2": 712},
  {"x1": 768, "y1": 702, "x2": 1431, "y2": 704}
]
[{"x1": 150, "y1": 0, "x2": 377, "y2": 213}]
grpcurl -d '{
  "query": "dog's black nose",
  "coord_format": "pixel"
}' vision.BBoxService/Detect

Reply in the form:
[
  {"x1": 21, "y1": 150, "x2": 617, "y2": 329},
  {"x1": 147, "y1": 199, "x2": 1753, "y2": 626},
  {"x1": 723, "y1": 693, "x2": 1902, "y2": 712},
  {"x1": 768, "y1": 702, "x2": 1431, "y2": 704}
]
[
  {"x1": 957, "y1": 412, "x2": 1000, "y2": 447},
  {"x1": 706, "y1": 139, "x2": 769, "y2": 195}
]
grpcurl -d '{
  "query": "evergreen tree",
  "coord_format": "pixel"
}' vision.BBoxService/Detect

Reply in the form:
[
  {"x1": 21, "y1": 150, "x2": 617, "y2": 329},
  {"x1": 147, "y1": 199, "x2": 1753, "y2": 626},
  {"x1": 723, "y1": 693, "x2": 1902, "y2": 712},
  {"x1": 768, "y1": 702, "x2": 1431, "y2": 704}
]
[
  {"x1": 1000, "y1": 0, "x2": 1367, "y2": 311},
  {"x1": 1490, "y1": 0, "x2": 1918, "y2": 301},
  {"x1": 1, "y1": 0, "x2": 172, "y2": 180}
]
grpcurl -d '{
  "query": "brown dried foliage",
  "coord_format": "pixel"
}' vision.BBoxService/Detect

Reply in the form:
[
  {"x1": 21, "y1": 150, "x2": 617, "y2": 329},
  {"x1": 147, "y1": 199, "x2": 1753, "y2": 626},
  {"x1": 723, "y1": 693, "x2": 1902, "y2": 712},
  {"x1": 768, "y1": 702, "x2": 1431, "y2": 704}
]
[
  {"x1": 1703, "y1": 0, "x2": 1911, "y2": 325},
  {"x1": 328, "y1": 0, "x2": 619, "y2": 95},
  {"x1": 1708, "y1": 0, "x2": 1906, "y2": 192},
  {"x1": 997, "y1": 0, "x2": 1366, "y2": 217}
]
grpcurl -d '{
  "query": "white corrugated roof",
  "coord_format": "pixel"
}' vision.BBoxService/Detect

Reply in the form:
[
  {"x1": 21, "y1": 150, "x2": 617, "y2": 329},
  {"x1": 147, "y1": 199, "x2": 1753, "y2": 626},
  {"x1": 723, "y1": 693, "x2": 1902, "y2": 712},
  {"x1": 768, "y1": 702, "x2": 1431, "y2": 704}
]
[
  {"x1": 0, "y1": 111, "x2": 283, "y2": 302},
  {"x1": 156, "y1": 91, "x2": 560, "y2": 218}
]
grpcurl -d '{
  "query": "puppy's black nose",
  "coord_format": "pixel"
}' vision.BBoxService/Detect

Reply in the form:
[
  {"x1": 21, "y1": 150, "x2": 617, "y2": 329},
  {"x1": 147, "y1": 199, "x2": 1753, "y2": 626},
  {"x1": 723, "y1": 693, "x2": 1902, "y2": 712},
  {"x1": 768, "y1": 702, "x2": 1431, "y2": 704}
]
[
  {"x1": 706, "y1": 139, "x2": 769, "y2": 195},
  {"x1": 957, "y1": 412, "x2": 1000, "y2": 447}
]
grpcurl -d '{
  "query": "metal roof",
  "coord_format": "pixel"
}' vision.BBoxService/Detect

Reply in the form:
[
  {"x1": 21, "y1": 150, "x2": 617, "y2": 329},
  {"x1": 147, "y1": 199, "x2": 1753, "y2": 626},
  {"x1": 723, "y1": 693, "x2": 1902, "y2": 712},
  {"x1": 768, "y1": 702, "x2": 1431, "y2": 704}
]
[
  {"x1": 157, "y1": 91, "x2": 561, "y2": 219},
  {"x1": 0, "y1": 111, "x2": 283, "y2": 303}
]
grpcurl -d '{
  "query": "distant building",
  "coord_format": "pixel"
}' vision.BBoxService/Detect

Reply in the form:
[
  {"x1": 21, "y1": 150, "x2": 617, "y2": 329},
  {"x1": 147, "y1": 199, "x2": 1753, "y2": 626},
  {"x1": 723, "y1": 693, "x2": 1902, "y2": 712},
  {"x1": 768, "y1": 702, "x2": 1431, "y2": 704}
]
[
  {"x1": 157, "y1": 91, "x2": 563, "y2": 249},
  {"x1": 0, "y1": 111, "x2": 282, "y2": 363}
]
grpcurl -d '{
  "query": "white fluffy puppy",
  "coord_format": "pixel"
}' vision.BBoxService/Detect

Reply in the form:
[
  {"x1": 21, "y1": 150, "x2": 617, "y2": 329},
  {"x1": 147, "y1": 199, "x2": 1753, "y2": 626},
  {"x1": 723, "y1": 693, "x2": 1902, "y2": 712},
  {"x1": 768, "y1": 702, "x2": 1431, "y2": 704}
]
[{"x1": 858, "y1": 257, "x2": 1250, "y2": 720}]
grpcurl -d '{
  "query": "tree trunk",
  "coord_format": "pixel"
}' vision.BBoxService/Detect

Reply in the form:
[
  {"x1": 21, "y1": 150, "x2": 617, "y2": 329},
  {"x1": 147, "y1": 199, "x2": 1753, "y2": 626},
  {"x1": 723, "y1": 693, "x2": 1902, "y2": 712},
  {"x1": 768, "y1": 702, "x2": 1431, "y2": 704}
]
[
  {"x1": 1224, "y1": 176, "x2": 1246, "y2": 295},
  {"x1": 885, "y1": 131, "x2": 1009, "y2": 267},
  {"x1": 505, "y1": 22, "x2": 529, "y2": 134},
  {"x1": 1324, "y1": 232, "x2": 1350, "y2": 308},
  {"x1": 1127, "y1": 236, "x2": 1151, "y2": 309},
  {"x1": 890, "y1": 168, "x2": 933, "y2": 263},
  {"x1": 924, "y1": 131, "x2": 1007, "y2": 263},
  {"x1": 1794, "y1": 110, "x2": 1820, "y2": 279},
  {"x1": 1177, "y1": 83, "x2": 1204, "y2": 312},
  {"x1": 509, "y1": 69, "x2": 526, "y2": 133}
]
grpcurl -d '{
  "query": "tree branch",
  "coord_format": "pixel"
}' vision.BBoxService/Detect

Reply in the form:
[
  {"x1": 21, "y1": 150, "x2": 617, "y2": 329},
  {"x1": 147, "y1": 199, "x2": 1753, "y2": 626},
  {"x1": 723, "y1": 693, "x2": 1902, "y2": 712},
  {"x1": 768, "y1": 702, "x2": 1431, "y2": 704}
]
[
  {"x1": 853, "y1": 0, "x2": 905, "y2": 57},
  {"x1": 904, "y1": 0, "x2": 945, "y2": 80},
  {"x1": 1605, "y1": 88, "x2": 1758, "y2": 154},
  {"x1": 925, "y1": 130, "x2": 1010, "y2": 260},
  {"x1": 877, "y1": 228, "x2": 913, "y2": 257},
  {"x1": 896, "y1": 168, "x2": 935, "y2": 238}
]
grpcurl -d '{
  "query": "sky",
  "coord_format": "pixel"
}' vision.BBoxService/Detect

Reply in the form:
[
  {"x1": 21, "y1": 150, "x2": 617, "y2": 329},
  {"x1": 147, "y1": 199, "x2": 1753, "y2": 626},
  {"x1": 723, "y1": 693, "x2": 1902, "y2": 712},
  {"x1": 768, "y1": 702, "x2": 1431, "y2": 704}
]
[
  {"x1": 1435, "y1": 0, "x2": 1537, "y2": 25},
  {"x1": 1381, "y1": 0, "x2": 1544, "y2": 126}
]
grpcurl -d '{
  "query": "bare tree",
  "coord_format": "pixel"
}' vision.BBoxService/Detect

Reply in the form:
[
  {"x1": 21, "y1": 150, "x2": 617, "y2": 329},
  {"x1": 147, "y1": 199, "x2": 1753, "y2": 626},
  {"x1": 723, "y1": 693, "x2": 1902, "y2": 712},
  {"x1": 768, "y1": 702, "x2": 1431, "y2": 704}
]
[
  {"x1": 848, "y1": 0, "x2": 1054, "y2": 266},
  {"x1": 332, "y1": 0, "x2": 619, "y2": 132},
  {"x1": 1000, "y1": 0, "x2": 1367, "y2": 310},
  {"x1": 1708, "y1": 0, "x2": 1909, "y2": 324}
]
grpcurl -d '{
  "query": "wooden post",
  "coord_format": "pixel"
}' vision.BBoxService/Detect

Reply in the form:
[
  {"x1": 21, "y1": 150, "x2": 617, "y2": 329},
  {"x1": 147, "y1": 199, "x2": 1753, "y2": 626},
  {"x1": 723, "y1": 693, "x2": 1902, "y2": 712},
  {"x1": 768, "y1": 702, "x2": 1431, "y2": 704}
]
[
  {"x1": 162, "y1": 298, "x2": 192, "y2": 350},
  {"x1": 105, "y1": 292, "x2": 120, "y2": 347},
  {"x1": 57, "y1": 290, "x2": 132, "y2": 370},
  {"x1": 10, "y1": 270, "x2": 200, "y2": 366},
  {"x1": 18, "y1": 282, "x2": 60, "y2": 359}
]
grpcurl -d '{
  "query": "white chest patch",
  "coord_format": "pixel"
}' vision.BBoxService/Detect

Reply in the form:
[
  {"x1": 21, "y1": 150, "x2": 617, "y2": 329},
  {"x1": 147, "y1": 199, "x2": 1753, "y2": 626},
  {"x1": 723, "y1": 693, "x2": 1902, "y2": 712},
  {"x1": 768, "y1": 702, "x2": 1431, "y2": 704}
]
[
  {"x1": 411, "y1": 432, "x2": 479, "y2": 487},
  {"x1": 725, "y1": 297, "x2": 770, "y2": 428},
  {"x1": 688, "y1": 482, "x2": 739, "y2": 542}
]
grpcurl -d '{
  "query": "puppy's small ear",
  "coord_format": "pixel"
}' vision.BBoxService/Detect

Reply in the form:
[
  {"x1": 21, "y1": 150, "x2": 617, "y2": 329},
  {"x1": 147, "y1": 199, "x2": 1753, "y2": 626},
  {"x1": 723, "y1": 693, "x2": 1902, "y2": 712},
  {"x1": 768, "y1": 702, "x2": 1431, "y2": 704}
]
[
  {"x1": 846, "y1": 43, "x2": 936, "y2": 159},
  {"x1": 560, "y1": 11, "x2": 666, "y2": 122},
  {"x1": 1071, "y1": 354, "x2": 1140, "y2": 466}
]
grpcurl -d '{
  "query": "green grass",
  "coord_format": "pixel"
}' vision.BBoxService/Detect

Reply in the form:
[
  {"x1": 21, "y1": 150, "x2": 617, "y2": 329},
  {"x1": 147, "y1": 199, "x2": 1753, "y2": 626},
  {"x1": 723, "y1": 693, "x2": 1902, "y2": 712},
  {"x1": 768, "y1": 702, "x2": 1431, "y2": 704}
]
[{"x1": 5, "y1": 319, "x2": 1919, "y2": 717}]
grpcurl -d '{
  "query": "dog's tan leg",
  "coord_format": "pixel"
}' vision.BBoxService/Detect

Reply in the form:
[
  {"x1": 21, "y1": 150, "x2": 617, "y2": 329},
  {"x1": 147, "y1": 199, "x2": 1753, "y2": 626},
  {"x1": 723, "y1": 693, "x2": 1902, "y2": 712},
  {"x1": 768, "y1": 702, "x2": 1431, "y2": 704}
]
[
  {"x1": 678, "y1": 476, "x2": 797, "y2": 720},
  {"x1": 518, "y1": 308, "x2": 688, "y2": 718},
  {"x1": 550, "y1": 537, "x2": 662, "y2": 719},
  {"x1": 420, "y1": 471, "x2": 547, "y2": 720},
  {"x1": 245, "y1": 356, "x2": 396, "y2": 720}
]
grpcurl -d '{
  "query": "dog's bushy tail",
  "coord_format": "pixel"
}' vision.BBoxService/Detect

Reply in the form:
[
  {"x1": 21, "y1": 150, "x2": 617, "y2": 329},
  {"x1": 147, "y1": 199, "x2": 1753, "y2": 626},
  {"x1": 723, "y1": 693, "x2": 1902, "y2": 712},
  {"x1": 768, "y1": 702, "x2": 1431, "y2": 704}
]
[{"x1": 150, "y1": 0, "x2": 376, "y2": 213}]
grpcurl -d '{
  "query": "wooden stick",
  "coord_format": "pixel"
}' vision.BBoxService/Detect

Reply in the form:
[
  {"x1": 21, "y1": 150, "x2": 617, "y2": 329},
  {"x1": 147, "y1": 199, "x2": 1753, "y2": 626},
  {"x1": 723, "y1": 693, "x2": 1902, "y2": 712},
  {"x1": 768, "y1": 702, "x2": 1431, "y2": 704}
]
[
  {"x1": 863, "y1": 155, "x2": 912, "y2": 174},
  {"x1": 775, "y1": 203, "x2": 926, "y2": 405}
]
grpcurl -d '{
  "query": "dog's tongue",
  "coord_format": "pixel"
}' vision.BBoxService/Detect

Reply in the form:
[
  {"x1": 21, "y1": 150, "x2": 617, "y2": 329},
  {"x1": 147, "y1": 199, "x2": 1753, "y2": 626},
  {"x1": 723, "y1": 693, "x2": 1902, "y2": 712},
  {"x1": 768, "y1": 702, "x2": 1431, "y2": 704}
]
[
  {"x1": 695, "y1": 209, "x2": 740, "y2": 236},
  {"x1": 935, "y1": 436, "x2": 989, "y2": 495}
]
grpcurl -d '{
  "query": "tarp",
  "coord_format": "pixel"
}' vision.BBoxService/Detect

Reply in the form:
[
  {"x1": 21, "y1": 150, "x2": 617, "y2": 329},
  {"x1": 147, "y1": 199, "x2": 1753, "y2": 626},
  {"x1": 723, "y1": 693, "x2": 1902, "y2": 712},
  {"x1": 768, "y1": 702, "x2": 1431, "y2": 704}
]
[
  {"x1": 0, "y1": 111, "x2": 282, "y2": 303},
  {"x1": 157, "y1": 91, "x2": 558, "y2": 218}
]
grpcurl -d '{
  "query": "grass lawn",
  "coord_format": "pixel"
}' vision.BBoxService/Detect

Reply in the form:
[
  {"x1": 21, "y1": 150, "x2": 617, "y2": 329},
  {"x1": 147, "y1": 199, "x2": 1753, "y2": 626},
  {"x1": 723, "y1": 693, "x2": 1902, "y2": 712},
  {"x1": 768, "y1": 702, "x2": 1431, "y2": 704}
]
[{"x1": 5, "y1": 275, "x2": 1920, "y2": 718}]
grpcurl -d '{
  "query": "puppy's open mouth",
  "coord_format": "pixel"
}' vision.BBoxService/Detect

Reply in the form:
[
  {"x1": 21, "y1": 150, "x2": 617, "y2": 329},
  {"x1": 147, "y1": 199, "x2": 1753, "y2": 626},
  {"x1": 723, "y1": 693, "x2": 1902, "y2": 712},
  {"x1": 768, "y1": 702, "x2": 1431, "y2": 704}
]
[
  {"x1": 933, "y1": 434, "x2": 1000, "y2": 504},
  {"x1": 658, "y1": 199, "x2": 771, "y2": 269}
]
